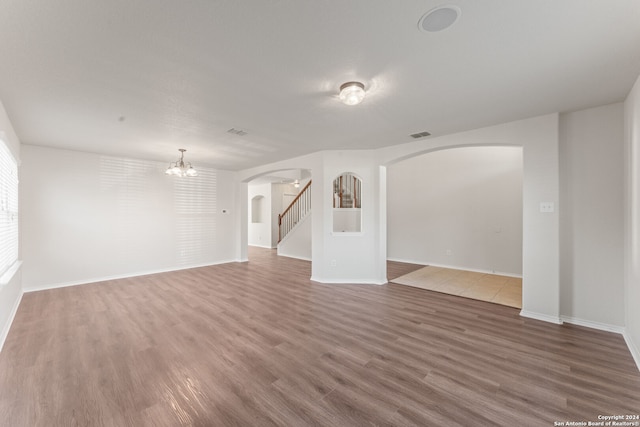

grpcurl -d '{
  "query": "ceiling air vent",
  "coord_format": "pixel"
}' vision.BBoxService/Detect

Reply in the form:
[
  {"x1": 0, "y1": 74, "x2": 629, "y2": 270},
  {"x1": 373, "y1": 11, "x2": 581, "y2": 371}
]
[
  {"x1": 410, "y1": 131, "x2": 431, "y2": 139},
  {"x1": 227, "y1": 128, "x2": 248, "y2": 136}
]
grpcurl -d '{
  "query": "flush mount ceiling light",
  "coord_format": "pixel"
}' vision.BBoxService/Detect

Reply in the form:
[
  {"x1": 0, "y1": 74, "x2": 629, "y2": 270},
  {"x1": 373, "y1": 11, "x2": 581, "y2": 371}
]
[
  {"x1": 418, "y1": 5, "x2": 461, "y2": 32},
  {"x1": 293, "y1": 179, "x2": 300, "y2": 188},
  {"x1": 165, "y1": 149, "x2": 198, "y2": 177},
  {"x1": 339, "y1": 81, "x2": 366, "y2": 106}
]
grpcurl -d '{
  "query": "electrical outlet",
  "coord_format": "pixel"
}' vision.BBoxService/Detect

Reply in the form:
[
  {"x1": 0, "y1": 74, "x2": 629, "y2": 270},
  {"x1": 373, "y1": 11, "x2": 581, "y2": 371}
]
[
  {"x1": 539, "y1": 202, "x2": 554, "y2": 213},
  {"x1": 330, "y1": 259, "x2": 337, "y2": 267},
  {"x1": 445, "y1": 249, "x2": 452, "y2": 256}
]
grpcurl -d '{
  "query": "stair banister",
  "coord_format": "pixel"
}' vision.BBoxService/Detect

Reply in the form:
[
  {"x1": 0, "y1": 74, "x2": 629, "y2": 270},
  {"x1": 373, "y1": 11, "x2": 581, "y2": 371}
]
[{"x1": 278, "y1": 180, "x2": 312, "y2": 243}]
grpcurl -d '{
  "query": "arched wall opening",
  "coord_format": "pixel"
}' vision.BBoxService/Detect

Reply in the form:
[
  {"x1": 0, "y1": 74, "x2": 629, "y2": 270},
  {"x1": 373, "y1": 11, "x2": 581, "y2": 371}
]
[
  {"x1": 378, "y1": 112, "x2": 561, "y2": 323},
  {"x1": 386, "y1": 145, "x2": 523, "y2": 307},
  {"x1": 243, "y1": 168, "x2": 312, "y2": 259}
]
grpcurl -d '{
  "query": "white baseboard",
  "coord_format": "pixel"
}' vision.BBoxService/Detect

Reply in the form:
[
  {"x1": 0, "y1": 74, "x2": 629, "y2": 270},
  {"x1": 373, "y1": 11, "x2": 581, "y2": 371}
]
[
  {"x1": 386, "y1": 258, "x2": 522, "y2": 278},
  {"x1": 310, "y1": 276, "x2": 387, "y2": 285},
  {"x1": 0, "y1": 290, "x2": 23, "y2": 353},
  {"x1": 386, "y1": 257, "x2": 429, "y2": 266},
  {"x1": 23, "y1": 259, "x2": 237, "y2": 293},
  {"x1": 276, "y1": 253, "x2": 311, "y2": 262},
  {"x1": 560, "y1": 315, "x2": 625, "y2": 334},
  {"x1": 519, "y1": 310, "x2": 563, "y2": 325},
  {"x1": 248, "y1": 244, "x2": 275, "y2": 249},
  {"x1": 623, "y1": 330, "x2": 640, "y2": 372}
]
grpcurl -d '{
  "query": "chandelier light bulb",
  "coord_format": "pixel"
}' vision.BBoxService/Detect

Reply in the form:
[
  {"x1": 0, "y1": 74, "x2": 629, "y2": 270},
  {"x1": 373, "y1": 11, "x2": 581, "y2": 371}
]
[{"x1": 165, "y1": 149, "x2": 198, "y2": 177}]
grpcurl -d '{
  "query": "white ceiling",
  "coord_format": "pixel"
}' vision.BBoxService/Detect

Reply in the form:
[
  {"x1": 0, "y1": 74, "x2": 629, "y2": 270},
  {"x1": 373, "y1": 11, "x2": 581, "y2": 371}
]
[{"x1": 1, "y1": 1, "x2": 639, "y2": 171}]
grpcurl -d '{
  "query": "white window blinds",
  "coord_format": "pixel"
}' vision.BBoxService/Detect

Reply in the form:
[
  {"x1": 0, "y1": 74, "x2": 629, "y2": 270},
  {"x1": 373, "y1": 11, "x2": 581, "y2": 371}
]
[{"x1": 0, "y1": 139, "x2": 18, "y2": 277}]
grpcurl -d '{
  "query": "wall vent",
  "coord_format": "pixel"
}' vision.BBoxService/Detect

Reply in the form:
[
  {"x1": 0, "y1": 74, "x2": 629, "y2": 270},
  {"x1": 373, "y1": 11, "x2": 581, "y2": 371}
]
[
  {"x1": 227, "y1": 128, "x2": 248, "y2": 136},
  {"x1": 410, "y1": 131, "x2": 431, "y2": 139}
]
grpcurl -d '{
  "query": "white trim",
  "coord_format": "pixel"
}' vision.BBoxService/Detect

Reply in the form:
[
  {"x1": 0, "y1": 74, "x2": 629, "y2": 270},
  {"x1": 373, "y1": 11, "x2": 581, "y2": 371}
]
[
  {"x1": 623, "y1": 330, "x2": 640, "y2": 372},
  {"x1": 276, "y1": 253, "x2": 311, "y2": 262},
  {"x1": 520, "y1": 310, "x2": 563, "y2": 325},
  {"x1": 310, "y1": 276, "x2": 386, "y2": 285},
  {"x1": 386, "y1": 258, "x2": 523, "y2": 278},
  {"x1": 0, "y1": 290, "x2": 23, "y2": 353},
  {"x1": 248, "y1": 244, "x2": 275, "y2": 249},
  {"x1": 0, "y1": 260, "x2": 22, "y2": 286},
  {"x1": 560, "y1": 315, "x2": 625, "y2": 334},
  {"x1": 386, "y1": 257, "x2": 429, "y2": 266},
  {"x1": 23, "y1": 260, "x2": 237, "y2": 293}
]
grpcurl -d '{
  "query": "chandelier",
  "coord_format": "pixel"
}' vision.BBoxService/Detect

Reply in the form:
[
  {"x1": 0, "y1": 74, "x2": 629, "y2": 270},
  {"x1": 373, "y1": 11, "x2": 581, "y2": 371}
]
[{"x1": 165, "y1": 149, "x2": 198, "y2": 177}]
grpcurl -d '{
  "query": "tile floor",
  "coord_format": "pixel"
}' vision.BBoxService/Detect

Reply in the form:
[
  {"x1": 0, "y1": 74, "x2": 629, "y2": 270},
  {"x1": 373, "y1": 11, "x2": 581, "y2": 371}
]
[{"x1": 390, "y1": 266, "x2": 522, "y2": 308}]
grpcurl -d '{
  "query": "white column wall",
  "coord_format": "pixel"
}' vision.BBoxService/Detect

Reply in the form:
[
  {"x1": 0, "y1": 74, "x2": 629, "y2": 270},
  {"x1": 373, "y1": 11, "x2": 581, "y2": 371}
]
[
  {"x1": 313, "y1": 151, "x2": 386, "y2": 284},
  {"x1": 624, "y1": 75, "x2": 640, "y2": 369},
  {"x1": 559, "y1": 103, "x2": 625, "y2": 330}
]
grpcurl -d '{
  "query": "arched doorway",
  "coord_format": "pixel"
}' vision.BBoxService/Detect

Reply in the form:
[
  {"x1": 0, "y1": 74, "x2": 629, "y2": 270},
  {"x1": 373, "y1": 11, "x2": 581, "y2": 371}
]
[
  {"x1": 245, "y1": 168, "x2": 312, "y2": 260},
  {"x1": 386, "y1": 145, "x2": 523, "y2": 308}
]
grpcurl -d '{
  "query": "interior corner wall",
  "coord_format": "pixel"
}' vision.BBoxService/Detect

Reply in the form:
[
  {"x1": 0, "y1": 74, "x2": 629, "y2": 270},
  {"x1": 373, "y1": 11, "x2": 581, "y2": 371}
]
[
  {"x1": 387, "y1": 146, "x2": 523, "y2": 276},
  {"x1": 624, "y1": 74, "x2": 640, "y2": 369},
  {"x1": 0, "y1": 100, "x2": 22, "y2": 351},
  {"x1": 559, "y1": 103, "x2": 625, "y2": 329},
  {"x1": 20, "y1": 145, "x2": 237, "y2": 291},
  {"x1": 248, "y1": 183, "x2": 272, "y2": 248}
]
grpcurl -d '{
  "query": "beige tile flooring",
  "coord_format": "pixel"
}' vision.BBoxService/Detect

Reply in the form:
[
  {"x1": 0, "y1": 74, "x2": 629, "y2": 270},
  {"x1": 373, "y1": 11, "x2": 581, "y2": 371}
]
[{"x1": 391, "y1": 265, "x2": 522, "y2": 308}]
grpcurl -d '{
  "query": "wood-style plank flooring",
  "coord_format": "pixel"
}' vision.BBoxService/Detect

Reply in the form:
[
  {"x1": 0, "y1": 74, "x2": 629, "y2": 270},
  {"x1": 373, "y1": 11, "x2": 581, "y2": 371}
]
[{"x1": 1, "y1": 247, "x2": 639, "y2": 426}]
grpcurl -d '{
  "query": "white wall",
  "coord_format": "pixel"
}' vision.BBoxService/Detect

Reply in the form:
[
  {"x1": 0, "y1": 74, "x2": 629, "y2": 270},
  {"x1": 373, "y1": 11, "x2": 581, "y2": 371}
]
[
  {"x1": 559, "y1": 103, "x2": 625, "y2": 330},
  {"x1": 315, "y1": 151, "x2": 386, "y2": 283},
  {"x1": 20, "y1": 145, "x2": 237, "y2": 290},
  {"x1": 248, "y1": 183, "x2": 272, "y2": 248},
  {"x1": 387, "y1": 146, "x2": 523, "y2": 276},
  {"x1": 624, "y1": 75, "x2": 640, "y2": 368},
  {"x1": 0, "y1": 100, "x2": 22, "y2": 351}
]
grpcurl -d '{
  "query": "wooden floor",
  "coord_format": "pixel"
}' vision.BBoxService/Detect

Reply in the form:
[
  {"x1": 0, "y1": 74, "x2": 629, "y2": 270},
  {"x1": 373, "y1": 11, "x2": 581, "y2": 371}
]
[{"x1": 1, "y1": 248, "x2": 639, "y2": 426}]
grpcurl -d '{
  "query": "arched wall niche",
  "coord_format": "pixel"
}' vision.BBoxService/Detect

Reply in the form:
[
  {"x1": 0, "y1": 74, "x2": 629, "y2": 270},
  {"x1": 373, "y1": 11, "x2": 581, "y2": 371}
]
[
  {"x1": 332, "y1": 171, "x2": 362, "y2": 233},
  {"x1": 251, "y1": 195, "x2": 264, "y2": 223}
]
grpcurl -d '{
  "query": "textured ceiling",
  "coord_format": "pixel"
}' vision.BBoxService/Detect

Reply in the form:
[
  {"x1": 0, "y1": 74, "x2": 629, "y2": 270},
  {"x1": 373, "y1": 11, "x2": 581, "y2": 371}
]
[{"x1": 1, "y1": 1, "x2": 639, "y2": 170}]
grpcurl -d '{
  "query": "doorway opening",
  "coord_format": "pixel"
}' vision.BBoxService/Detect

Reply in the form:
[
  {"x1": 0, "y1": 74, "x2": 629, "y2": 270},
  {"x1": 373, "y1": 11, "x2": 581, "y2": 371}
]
[
  {"x1": 246, "y1": 169, "x2": 312, "y2": 261},
  {"x1": 386, "y1": 145, "x2": 523, "y2": 308}
]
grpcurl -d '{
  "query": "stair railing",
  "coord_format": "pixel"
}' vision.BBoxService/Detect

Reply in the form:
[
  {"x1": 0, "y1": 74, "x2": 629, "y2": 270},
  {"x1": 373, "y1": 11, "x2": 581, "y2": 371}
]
[
  {"x1": 333, "y1": 173, "x2": 361, "y2": 208},
  {"x1": 278, "y1": 180, "x2": 312, "y2": 243}
]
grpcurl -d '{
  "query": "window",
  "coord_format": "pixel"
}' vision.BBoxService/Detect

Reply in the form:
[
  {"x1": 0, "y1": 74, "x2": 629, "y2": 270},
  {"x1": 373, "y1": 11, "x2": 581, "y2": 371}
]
[{"x1": 0, "y1": 138, "x2": 18, "y2": 278}]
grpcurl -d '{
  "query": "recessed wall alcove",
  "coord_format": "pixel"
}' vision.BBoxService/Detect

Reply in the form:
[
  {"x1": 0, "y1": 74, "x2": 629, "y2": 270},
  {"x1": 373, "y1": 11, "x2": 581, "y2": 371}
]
[{"x1": 332, "y1": 172, "x2": 362, "y2": 233}]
